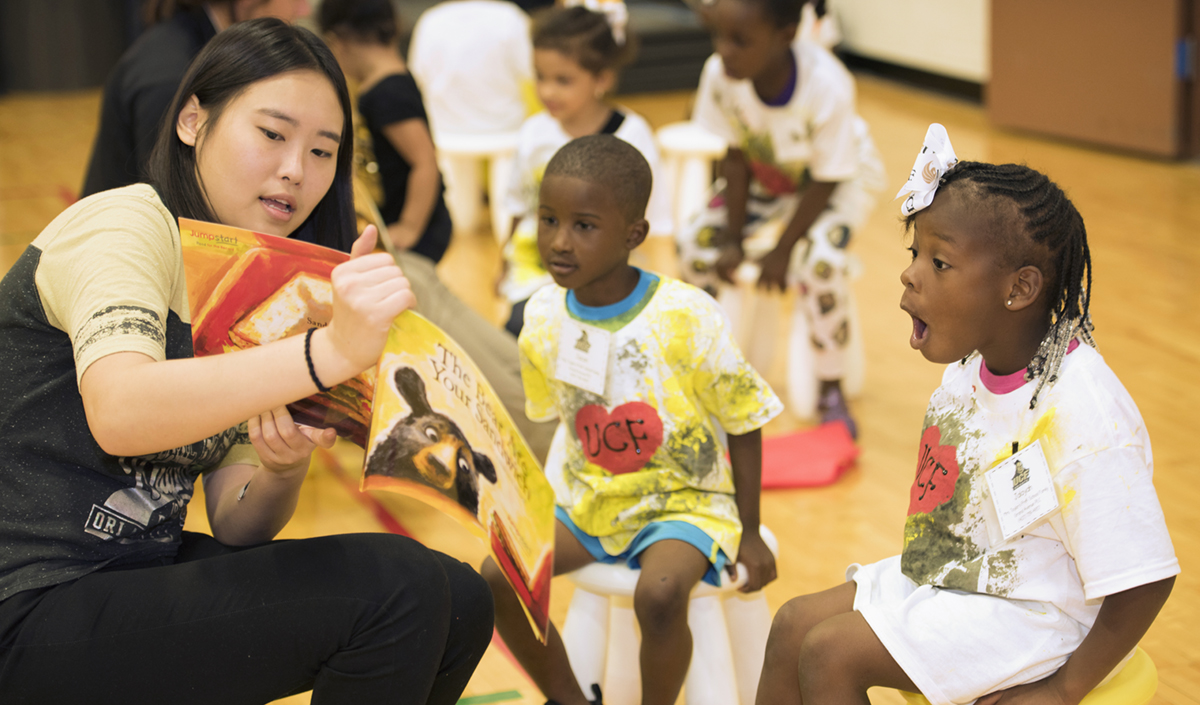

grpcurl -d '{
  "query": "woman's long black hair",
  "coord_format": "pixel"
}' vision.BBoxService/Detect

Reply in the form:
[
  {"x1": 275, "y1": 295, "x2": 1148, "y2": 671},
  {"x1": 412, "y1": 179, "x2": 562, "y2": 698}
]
[{"x1": 146, "y1": 17, "x2": 357, "y2": 252}]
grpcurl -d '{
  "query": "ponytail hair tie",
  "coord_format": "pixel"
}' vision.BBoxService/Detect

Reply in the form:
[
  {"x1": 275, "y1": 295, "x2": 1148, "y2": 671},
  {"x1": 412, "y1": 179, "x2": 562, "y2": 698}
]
[
  {"x1": 567, "y1": 0, "x2": 629, "y2": 45},
  {"x1": 895, "y1": 123, "x2": 958, "y2": 216}
]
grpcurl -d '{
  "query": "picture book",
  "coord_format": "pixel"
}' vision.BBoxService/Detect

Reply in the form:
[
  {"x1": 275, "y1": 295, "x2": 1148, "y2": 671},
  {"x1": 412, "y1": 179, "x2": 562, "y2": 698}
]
[{"x1": 179, "y1": 218, "x2": 555, "y2": 640}]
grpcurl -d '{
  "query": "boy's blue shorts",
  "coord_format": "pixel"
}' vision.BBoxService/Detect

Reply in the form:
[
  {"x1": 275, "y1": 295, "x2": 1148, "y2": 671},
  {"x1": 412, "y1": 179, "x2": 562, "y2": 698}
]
[{"x1": 555, "y1": 506, "x2": 730, "y2": 587}]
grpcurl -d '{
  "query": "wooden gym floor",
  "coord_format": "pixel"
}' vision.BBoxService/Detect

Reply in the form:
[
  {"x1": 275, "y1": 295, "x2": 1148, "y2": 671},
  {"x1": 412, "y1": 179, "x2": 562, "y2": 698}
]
[{"x1": 1, "y1": 73, "x2": 1198, "y2": 704}]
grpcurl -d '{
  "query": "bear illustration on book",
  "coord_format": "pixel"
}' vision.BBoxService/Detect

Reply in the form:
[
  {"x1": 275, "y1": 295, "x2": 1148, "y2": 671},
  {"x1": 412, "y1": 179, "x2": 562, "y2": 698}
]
[{"x1": 364, "y1": 366, "x2": 498, "y2": 516}]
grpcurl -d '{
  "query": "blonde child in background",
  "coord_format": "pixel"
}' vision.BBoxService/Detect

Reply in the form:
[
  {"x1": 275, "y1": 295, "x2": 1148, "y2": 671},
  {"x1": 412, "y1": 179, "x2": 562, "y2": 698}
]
[
  {"x1": 679, "y1": 0, "x2": 885, "y2": 437},
  {"x1": 484, "y1": 134, "x2": 780, "y2": 705},
  {"x1": 499, "y1": 1, "x2": 673, "y2": 337},
  {"x1": 318, "y1": 0, "x2": 454, "y2": 263},
  {"x1": 755, "y1": 126, "x2": 1177, "y2": 705}
]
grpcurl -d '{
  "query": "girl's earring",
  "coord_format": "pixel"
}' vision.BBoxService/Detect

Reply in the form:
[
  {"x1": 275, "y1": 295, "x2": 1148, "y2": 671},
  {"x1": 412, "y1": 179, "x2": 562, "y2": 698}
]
[{"x1": 1006, "y1": 300, "x2": 1013, "y2": 307}]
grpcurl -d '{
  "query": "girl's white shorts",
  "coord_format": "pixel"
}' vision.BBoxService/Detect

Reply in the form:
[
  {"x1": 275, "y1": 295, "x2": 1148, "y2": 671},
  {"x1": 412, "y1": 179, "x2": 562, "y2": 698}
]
[{"x1": 848, "y1": 555, "x2": 1108, "y2": 705}]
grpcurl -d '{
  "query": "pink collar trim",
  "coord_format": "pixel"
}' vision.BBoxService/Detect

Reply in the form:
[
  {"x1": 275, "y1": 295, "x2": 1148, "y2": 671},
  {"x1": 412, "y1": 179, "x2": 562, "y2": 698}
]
[{"x1": 980, "y1": 338, "x2": 1081, "y2": 395}]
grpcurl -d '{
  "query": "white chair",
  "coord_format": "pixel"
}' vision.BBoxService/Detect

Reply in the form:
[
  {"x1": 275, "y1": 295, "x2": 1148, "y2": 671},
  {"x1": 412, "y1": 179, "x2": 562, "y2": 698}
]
[
  {"x1": 560, "y1": 526, "x2": 778, "y2": 705},
  {"x1": 433, "y1": 131, "x2": 519, "y2": 241},
  {"x1": 655, "y1": 121, "x2": 727, "y2": 231}
]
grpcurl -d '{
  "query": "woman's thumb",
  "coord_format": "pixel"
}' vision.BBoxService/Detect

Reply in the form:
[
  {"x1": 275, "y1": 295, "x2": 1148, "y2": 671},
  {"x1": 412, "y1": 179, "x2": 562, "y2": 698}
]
[{"x1": 350, "y1": 224, "x2": 379, "y2": 259}]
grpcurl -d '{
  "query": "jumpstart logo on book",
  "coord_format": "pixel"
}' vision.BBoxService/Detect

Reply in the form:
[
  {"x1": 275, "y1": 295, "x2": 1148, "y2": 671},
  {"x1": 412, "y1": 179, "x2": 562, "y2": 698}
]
[{"x1": 189, "y1": 227, "x2": 241, "y2": 249}]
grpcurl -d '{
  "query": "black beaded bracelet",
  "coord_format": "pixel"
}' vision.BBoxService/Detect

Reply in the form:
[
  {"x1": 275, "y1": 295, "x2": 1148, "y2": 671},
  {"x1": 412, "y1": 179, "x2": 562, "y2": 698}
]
[{"x1": 305, "y1": 327, "x2": 331, "y2": 393}]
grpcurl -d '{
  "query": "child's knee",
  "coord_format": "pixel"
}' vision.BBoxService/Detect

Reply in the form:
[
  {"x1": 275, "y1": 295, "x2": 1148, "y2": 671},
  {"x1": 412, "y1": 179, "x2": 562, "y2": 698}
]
[
  {"x1": 769, "y1": 595, "x2": 809, "y2": 641},
  {"x1": 796, "y1": 617, "x2": 852, "y2": 684},
  {"x1": 633, "y1": 575, "x2": 692, "y2": 633}
]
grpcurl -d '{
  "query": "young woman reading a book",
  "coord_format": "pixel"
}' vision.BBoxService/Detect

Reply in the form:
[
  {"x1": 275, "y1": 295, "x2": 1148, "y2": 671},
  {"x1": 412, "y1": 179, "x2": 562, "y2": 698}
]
[{"x1": 0, "y1": 19, "x2": 492, "y2": 704}]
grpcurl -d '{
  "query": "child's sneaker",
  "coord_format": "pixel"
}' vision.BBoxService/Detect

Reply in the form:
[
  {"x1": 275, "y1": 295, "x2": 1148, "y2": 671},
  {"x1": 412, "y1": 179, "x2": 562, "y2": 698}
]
[
  {"x1": 545, "y1": 684, "x2": 603, "y2": 705},
  {"x1": 819, "y1": 387, "x2": 858, "y2": 440}
]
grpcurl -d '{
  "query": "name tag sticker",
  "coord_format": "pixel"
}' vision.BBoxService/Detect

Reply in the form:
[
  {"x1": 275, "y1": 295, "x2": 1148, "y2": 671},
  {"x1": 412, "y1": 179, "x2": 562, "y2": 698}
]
[
  {"x1": 985, "y1": 439, "x2": 1059, "y2": 542},
  {"x1": 554, "y1": 318, "x2": 610, "y2": 396}
]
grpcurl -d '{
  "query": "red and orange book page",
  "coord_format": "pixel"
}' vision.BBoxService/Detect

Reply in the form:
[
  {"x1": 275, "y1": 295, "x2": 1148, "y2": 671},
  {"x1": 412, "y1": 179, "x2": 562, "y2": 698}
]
[{"x1": 180, "y1": 218, "x2": 373, "y2": 446}]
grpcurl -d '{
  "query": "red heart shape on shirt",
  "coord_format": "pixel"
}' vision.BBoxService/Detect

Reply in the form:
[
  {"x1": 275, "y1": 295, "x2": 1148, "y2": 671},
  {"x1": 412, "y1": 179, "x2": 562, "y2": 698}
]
[
  {"x1": 574, "y1": 402, "x2": 664, "y2": 475},
  {"x1": 907, "y1": 425, "x2": 961, "y2": 515}
]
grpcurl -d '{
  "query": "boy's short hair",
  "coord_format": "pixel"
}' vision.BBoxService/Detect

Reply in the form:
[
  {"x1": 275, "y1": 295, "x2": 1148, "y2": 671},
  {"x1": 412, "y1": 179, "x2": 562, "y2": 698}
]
[{"x1": 543, "y1": 134, "x2": 651, "y2": 223}]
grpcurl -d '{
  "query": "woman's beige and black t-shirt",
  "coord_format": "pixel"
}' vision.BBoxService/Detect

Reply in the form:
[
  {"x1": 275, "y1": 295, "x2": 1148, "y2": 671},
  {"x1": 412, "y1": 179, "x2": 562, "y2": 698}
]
[{"x1": 0, "y1": 185, "x2": 257, "y2": 602}]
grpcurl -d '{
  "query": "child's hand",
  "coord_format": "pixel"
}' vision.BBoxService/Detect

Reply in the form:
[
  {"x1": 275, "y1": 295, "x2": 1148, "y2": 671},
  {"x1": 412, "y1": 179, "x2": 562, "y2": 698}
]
[
  {"x1": 326, "y1": 225, "x2": 416, "y2": 373},
  {"x1": 757, "y1": 243, "x2": 793, "y2": 292},
  {"x1": 732, "y1": 530, "x2": 777, "y2": 592},
  {"x1": 249, "y1": 406, "x2": 337, "y2": 476},
  {"x1": 715, "y1": 242, "x2": 745, "y2": 285}
]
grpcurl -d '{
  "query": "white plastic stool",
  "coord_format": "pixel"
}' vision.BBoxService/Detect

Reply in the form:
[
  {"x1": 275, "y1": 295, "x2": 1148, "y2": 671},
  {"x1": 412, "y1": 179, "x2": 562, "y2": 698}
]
[
  {"x1": 433, "y1": 131, "x2": 519, "y2": 241},
  {"x1": 721, "y1": 254, "x2": 866, "y2": 419},
  {"x1": 656, "y1": 121, "x2": 727, "y2": 232},
  {"x1": 561, "y1": 526, "x2": 778, "y2": 705}
]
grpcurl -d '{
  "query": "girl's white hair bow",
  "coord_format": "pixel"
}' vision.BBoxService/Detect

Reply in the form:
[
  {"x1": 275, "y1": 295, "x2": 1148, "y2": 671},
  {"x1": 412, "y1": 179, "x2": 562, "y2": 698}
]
[
  {"x1": 566, "y1": 0, "x2": 629, "y2": 45},
  {"x1": 895, "y1": 123, "x2": 958, "y2": 216}
]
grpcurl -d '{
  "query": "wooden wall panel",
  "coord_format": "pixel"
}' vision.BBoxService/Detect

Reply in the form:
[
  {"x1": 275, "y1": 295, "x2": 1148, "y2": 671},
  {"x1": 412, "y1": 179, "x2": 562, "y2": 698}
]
[{"x1": 990, "y1": 0, "x2": 1186, "y2": 157}]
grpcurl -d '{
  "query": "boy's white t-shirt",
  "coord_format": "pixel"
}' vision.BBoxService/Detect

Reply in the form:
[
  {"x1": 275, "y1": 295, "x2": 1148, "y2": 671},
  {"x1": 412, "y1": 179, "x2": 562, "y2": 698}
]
[
  {"x1": 691, "y1": 40, "x2": 862, "y2": 194},
  {"x1": 407, "y1": 0, "x2": 532, "y2": 135},
  {"x1": 901, "y1": 344, "x2": 1178, "y2": 626}
]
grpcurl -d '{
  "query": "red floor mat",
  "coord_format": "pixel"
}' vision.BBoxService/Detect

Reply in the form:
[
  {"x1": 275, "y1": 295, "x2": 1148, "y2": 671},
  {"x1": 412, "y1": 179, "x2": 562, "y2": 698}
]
[{"x1": 761, "y1": 421, "x2": 859, "y2": 489}]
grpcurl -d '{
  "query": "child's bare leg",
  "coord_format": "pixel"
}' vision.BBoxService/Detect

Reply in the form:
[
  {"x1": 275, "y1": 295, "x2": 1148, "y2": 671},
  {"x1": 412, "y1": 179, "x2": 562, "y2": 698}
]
[
  {"x1": 631, "y1": 539, "x2": 710, "y2": 705},
  {"x1": 818, "y1": 380, "x2": 843, "y2": 396},
  {"x1": 798, "y1": 609, "x2": 915, "y2": 704},
  {"x1": 757, "y1": 582, "x2": 858, "y2": 705},
  {"x1": 756, "y1": 581, "x2": 917, "y2": 705},
  {"x1": 482, "y1": 521, "x2": 596, "y2": 705}
]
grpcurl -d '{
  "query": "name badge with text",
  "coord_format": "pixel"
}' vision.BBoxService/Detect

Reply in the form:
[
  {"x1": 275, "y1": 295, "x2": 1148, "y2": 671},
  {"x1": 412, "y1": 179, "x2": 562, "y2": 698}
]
[
  {"x1": 554, "y1": 318, "x2": 610, "y2": 396},
  {"x1": 985, "y1": 440, "x2": 1059, "y2": 542}
]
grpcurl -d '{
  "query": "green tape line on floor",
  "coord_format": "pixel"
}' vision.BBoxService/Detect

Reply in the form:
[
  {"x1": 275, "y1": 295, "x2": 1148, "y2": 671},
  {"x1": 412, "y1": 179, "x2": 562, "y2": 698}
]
[{"x1": 458, "y1": 689, "x2": 523, "y2": 705}]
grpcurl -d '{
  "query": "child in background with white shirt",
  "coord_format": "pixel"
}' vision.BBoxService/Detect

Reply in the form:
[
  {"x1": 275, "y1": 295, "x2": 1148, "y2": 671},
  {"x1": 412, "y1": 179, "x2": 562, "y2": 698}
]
[{"x1": 679, "y1": 0, "x2": 885, "y2": 437}]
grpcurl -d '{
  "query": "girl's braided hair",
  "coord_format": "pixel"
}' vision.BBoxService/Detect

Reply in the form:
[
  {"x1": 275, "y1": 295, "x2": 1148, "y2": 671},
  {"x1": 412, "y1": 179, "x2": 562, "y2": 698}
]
[{"x1": 908, "y1": 161, "x2": 1096, "y2": 408}]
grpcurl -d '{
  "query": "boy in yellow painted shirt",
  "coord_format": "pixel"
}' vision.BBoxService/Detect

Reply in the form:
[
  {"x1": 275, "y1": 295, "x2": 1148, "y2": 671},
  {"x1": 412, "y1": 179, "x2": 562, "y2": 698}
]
[{"x1": 481, "y1": 134, "x2": 783, "y2": 705}]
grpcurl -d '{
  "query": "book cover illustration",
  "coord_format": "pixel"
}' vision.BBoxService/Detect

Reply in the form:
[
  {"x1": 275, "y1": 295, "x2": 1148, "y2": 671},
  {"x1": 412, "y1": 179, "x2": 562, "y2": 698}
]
[
  {"x1": 179, "y1": 218, "x2": 555, "y2": 640},
  {"x1": 364, "y1": 313, "x2": 555, "y2": 639}
]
